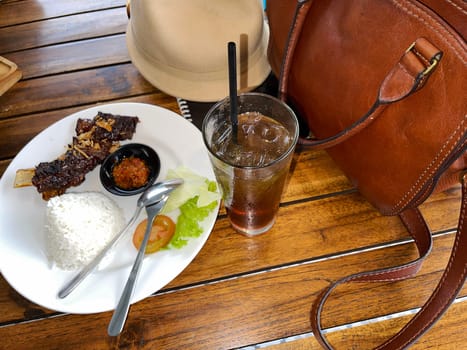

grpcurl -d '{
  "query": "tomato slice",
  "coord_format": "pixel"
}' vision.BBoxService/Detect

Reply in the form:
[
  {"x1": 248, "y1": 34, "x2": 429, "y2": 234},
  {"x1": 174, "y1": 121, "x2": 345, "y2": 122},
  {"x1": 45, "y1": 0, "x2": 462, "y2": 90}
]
[{"x1": 132, "y1": 214, "x2": 176, "y2": 254}]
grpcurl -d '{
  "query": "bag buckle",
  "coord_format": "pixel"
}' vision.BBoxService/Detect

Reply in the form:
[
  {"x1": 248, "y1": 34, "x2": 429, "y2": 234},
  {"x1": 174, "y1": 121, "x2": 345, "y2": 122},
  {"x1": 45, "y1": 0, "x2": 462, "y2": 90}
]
[{"x1": 406, "y1": 39, "x2": 442, "y2": 77}]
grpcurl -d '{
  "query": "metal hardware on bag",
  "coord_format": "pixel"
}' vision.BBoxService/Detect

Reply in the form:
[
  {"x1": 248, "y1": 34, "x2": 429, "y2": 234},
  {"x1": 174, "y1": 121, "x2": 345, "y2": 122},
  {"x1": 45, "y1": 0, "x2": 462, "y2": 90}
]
[
  {"x1": 406, "y1": 41, "x2": 441, "y2": 77},
  {"x1": 422, "y1": 58, "x2": 440, "y2": 76},
  {"x1": 405, "y1": 41, "x2": 416, "y2": 53}
]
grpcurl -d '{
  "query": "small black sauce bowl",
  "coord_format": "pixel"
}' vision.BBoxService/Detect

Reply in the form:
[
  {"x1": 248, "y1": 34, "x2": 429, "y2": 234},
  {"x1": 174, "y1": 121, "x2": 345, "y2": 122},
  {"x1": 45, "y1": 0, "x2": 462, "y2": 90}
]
[{"x1": 100, "y1": 143, "x2": 160, "y2": 196}]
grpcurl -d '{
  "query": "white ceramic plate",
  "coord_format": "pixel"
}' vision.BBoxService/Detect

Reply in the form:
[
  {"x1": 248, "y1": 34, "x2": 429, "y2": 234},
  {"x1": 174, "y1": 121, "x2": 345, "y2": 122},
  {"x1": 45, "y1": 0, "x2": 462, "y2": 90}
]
[{"x1": 0, "y1": 102, "x2": 219, "y2": 314}]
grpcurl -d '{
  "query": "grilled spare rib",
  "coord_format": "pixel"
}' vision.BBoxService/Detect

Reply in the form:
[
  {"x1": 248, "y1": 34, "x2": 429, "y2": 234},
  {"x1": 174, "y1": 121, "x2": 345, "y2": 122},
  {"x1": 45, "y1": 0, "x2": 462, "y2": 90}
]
[{"x1": 31, "y1": 112, "x2": 139, "y2": 200}]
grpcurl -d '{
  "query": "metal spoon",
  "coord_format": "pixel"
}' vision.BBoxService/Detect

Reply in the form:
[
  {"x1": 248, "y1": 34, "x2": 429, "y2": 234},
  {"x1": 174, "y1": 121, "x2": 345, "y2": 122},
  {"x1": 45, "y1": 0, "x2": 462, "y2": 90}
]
[
  {"x1": 57, "y1": 178, "x2": 184, "y2": 299},
  {"x1": 107, "y1": 178, "x2": 183, "y2": 336}
]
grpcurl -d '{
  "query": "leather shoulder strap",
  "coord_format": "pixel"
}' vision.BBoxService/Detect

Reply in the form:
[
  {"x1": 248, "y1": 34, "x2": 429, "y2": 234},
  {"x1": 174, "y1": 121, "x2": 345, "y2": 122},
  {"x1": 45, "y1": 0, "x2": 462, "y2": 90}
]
[{"x1": 310, "y1": 173, "x2": 467, "y2": 349}]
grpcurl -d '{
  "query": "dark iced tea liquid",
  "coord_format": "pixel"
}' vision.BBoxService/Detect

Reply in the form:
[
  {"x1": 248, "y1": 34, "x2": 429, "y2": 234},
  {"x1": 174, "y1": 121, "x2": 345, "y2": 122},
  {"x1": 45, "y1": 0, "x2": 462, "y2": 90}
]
[
  {"x1": 210, "y1": 112, "x2": 293, "y2": 235},
  {"x1": 224, "y1": 165, "x2": 290, "y2": 235}
]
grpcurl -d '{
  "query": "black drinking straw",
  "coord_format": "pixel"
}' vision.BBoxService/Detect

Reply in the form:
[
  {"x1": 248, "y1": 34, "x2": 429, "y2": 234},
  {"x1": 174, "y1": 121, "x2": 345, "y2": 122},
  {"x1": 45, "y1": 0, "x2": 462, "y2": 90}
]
[{"x1": 228, "y1": 42, "x2": 238, "y2": 144}]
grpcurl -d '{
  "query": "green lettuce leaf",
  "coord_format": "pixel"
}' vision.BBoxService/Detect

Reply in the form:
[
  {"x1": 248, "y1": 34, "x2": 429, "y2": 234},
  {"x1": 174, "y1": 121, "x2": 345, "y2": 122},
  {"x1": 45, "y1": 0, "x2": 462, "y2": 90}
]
[
  {"x1": 169, "y1": 196, "x2": 218, "y2": 248},
  {"x1": 162, "y1": 166, "x2": 220, "y2": 213},
  {"x1": 161, "y1": 166, "x2": 220, "y2": 248}
]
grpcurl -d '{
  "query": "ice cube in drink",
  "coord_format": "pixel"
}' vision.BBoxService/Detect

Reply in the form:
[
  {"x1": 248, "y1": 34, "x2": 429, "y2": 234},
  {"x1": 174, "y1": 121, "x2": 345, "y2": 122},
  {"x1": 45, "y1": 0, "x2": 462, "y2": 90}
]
[
  {"x1": 210, "y1": 112, "x2": 294, "y2": 235},
  {"x1": 211, "y1": 112, "x2": 292, "y2": 167}
]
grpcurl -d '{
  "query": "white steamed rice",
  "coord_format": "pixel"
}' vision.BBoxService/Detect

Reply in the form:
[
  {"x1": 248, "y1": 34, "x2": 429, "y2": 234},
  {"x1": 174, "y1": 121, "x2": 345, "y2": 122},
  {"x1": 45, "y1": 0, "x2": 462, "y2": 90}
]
[{"x1": 45, "y1": 192, "x2": 125, "y2": 270}]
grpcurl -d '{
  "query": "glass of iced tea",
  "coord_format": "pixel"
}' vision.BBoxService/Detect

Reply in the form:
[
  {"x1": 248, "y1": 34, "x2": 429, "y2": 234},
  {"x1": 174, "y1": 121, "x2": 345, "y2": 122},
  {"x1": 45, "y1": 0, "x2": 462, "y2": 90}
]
[{"x1": 202, "y1": 93, "x2": 299, "y2": 236}]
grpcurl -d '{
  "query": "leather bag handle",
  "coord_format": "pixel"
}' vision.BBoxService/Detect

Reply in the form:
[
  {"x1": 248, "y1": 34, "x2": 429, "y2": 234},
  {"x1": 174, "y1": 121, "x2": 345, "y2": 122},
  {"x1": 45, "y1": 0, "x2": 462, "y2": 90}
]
[
  {"x1": 311, "y1": 174, "x2": 467, "y2": 349},
  {"x1": 280, "y1": 0, "x2": 442, "y2": 150}
]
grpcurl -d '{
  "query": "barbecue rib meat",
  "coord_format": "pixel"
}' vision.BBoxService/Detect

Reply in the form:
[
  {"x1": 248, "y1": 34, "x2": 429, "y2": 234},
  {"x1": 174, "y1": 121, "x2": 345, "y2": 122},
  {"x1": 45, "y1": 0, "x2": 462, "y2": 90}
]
[{"x1": 32, "y1": 112, "x2": 139, "y2": 200}]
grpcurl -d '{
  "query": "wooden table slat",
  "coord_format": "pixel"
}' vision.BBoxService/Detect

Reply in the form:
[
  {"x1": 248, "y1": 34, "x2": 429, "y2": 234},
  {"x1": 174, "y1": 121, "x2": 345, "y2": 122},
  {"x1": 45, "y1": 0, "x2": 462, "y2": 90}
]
[
  {"x1": 0, "y1": 0, "x2": 127, "y2": 28},
  {"x1": 267, "y1": 300, "x2": 467, "y2": 350},
  {"x1": 0, "y1": 64, "x2": 157, "y2": 119},
  {"x1": 3, "y1": 34, "x2": 130, "y2": 79},
  {"x1": 0, "y1": 7, "x2": 128, "y2": 54}
]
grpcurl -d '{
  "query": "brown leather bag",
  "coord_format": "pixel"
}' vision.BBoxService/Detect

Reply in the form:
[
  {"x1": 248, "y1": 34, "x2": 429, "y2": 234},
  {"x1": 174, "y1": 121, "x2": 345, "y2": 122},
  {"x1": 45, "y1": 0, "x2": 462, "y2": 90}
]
[{"x1": 266, "y1": 0, "x2": 466, "y2": 348}]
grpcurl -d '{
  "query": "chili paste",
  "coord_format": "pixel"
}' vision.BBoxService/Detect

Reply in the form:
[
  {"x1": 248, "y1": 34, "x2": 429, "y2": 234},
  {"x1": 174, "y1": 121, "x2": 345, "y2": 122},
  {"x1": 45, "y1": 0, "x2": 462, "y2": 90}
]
[{"x1": 112, "y1": 156, "x2": 149, "y2": 190}]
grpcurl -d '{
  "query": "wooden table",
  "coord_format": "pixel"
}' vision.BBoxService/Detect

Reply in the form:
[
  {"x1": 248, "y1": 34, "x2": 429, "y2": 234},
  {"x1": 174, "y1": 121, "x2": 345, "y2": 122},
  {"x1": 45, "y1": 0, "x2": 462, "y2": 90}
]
[{"x1": 0, "y1": 1, "x2": 465, "y2": 349}]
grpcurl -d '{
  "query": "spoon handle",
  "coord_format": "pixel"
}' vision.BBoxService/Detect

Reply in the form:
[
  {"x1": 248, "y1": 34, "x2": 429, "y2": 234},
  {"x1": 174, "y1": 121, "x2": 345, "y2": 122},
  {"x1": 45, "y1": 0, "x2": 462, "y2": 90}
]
[
  {"x1": 107, "y1": 198, "x2": 167, "y2": 337},
  {"x1": 57, "y1": 205, "x2": 143, "y2": 299}
]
